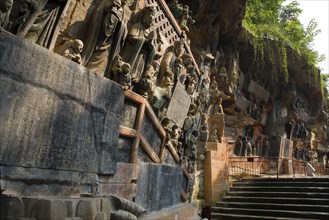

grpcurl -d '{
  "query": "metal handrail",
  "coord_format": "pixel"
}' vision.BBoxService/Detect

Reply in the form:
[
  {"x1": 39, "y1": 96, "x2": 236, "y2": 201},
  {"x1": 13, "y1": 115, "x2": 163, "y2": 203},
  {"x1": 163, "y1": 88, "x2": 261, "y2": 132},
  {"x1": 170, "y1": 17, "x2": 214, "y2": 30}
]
[{"x1": 228, "y1": 156, "x2": 323, "y2": 178}]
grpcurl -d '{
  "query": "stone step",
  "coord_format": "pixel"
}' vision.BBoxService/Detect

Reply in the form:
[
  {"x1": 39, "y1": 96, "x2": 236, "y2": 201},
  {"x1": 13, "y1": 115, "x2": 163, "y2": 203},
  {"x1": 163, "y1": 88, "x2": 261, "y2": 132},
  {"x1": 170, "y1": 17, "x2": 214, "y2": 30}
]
[
  {"x1": 211, "y1": 212, "x2": 316, "y2": 220},
  {"x1": 215, "y1": 202, "x2": 329, "y2": 213},
  {"x1": 212, "y1": 207, "x2": 329, "y2": 219},
  {"x1": 221, "y1": 196, "x2": 329, "y2": 205},
  {"x1": 227, "y1": 191, "x2": 329, "y2": 199},
  {"x1": 230, "y1": 186, "x2": 329, "y2": 193},
  {"x1": 233, "y1": 181, "x2": 329, "y2": 187}
]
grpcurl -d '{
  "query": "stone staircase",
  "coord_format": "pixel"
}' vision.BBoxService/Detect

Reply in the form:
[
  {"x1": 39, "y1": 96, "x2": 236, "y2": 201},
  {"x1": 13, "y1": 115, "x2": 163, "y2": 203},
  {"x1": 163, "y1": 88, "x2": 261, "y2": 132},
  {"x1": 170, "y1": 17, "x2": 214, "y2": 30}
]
[{"x1": 212, "y1": 177, "x2": 329, "y2": 219}]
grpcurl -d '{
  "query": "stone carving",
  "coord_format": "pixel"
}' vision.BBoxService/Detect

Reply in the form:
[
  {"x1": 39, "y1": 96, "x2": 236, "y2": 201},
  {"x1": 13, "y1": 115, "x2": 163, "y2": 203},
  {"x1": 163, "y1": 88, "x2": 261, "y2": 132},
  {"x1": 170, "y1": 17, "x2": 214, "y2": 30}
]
[
  {"x1": 207, "y1": 97, "x2": 224, "y2": 142},
  {"x1": 234, "y1": 135, "x2": 243, "y2": 156},
  {"x1": 120, "y1": 6, "x2": 156, "y2": 82},
  {"x1": 168, "y1": 1, "x2": 194, "y2": 33},
  {"x1": 135, "y1": 59, "x2": 160, "y2": 98},
  {"x1": 255, "y1": 136, "x2": 263, "y2": 156},
  {"x1": 55, "y1": 38, "x2": 84, "y2": 64},
  {"x1": 199, "y1": 122, "x2": 209, "y2": 142},
  {"x1": 111, "y1": 55, "x2": 132, "y2": 89},
  {"x1": 243, "y1": 137, "x2": 252, "y2": 156},
  {"x1": 182, "y1": 53, "x2": 198, "y2": 95},
  {"x1": 159, "y1": 40, "x2": 185, "y2": 84},
  {"x1": 82, "y1": 0, "x2": 124, "y2": 76},
  {"x1": 0, "y1": 0, "x2": 13, "y2": 30},
  {"x1": 199, "y1": 53, "x2": 214, "y2": 93},
  {"x1": 15, "y1": 0, "x2": 65, "y2": 48},
  {"x1": 7, "y1": 0, "x2": 38, "y2": 34},
  {"x1": 108, "y1": 195, "x2": 147, "y2": 220},
  {"x1": 262, "y1": 136, "x2": 270, "y2": 158}
]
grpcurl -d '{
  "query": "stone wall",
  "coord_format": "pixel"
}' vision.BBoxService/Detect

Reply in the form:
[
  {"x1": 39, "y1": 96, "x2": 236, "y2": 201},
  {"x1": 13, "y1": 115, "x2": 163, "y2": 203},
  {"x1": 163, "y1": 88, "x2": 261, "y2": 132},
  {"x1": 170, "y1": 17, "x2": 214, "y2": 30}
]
[
  {"x1": 135, "y1": 163, "x2": 184, "y2": 211},
  {"x1": 0, "y1": 34, "x2": 124, "y2": 194}
]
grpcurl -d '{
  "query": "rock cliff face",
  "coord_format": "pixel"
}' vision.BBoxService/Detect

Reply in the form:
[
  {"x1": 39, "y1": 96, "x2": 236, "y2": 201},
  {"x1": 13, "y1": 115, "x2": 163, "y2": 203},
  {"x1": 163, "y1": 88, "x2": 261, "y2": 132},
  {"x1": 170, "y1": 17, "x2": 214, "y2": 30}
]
[{"x1": 0, "y1": 0, "x2": 327, "y2": 218}]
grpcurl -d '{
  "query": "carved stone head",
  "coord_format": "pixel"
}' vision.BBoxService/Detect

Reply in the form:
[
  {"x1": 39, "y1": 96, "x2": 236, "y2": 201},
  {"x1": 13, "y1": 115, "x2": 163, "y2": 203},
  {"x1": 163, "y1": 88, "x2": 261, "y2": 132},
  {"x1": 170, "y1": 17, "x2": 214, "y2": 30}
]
[
  {"x1": 142, "y1": 6, "x2": 156, "y2": 27},
  {"x1": 73, "y1": 39, "x2": 84, "y2": 53},
  {"x1": 0, "y1": 0, "x2": 13, "y2": 13}
]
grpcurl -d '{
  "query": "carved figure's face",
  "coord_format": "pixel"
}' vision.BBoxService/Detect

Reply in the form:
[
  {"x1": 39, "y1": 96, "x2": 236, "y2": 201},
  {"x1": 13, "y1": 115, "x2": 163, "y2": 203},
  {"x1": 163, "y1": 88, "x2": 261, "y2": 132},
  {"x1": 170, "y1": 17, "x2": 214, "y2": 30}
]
[
  {"x1": 143, "y1": 11, "x2": 154, "y2": 26},
  {"x1": 152, "y1": 61, "x2": 160, "y2": 70},
  {"x1": 0, "y1": 0, "x2": 13, "y2": 12},
  {"x1": 74, "y1": 40, "x2": 84, "y2": 53},
  {"x1": 174, "y1": 42, "x2": 184, "y2": 56}
]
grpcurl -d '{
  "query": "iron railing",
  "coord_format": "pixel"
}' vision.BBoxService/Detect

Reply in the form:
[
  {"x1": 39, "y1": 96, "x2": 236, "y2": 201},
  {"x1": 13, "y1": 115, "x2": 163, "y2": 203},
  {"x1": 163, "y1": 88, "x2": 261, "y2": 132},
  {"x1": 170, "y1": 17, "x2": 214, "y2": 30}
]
[{"x1": 229, "y1": 157, "x2": 327, "y2": 178}]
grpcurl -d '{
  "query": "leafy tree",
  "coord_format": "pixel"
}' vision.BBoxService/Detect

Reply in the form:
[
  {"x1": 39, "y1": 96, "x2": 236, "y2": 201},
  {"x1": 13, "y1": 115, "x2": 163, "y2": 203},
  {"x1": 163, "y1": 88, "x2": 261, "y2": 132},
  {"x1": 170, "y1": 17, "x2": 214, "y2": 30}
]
[{"x1": 243, "y1": 0, "x2": 325, "y2": 82}]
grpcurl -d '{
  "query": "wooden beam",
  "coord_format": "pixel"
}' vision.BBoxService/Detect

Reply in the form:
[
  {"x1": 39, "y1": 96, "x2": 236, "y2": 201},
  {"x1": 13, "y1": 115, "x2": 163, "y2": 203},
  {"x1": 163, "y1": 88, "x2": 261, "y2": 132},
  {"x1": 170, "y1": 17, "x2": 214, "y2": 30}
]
[
  {"x1": 130, "y1": 135, "x2": 140, "y2": 164},
  {"x1": 167, "y1": 142, "x2": 180, "y2": 163},
  {"x1": 119, "y1": 126, "x2": 137, "y2": 138},
  {"x1": 145, "y1": 102, "x2": 166, "y2": 137},
  {"x1": 124, "y1": 90, "x2": 145, "y2": 104},
  {"x1": 140, "y1": 135, "x2": 161, "y2": 163}
]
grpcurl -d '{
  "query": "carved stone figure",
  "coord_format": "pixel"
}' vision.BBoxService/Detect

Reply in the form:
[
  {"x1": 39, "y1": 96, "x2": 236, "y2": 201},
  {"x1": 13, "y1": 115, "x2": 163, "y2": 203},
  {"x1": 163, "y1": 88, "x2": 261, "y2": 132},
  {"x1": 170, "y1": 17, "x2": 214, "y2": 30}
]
[
  {"x1": 199, "y1": 123, "x2": 209, "y2": 142},
  {"x1": 181, "y1": 53, "x2": 194, "y2": 87},
  {"x1": 159, "y1": 40, "x2": 185, "y2": 84},
  {"x1": 168, "y1": 1, "x2": 194, "y2": 33},
  {"x1": 22, "y1": 1, "x2": 65, "y2": 48},
  {"x1": 244, "y1": 137, "x2": 252, "y2": 156},
  {"x1": 263, "y1": 136, "x2": 270, "y2": 158},
  {"x1": 8, "y1": 0, "x2": 38, "y2": 34},
  {"x1": 207, "y1": 97, "x2": 224, "y2": 142},
  {"x1": 234, "y1": 135, "x2": 243, "y2": 156},
  {"x1": 110, "y1": 54, "x2": 131, "y2": 89},
  {"x1": 118, "y1": 63, "x2": 132, "y2": 89},
  {"x1": 0, "y1": 0, "x2": 13, "y2": 30},
  {"x1": 178, "y1": 5, "x2": 195, "y2": 33},
  {"x1": 120, "y1": 6, "x2": 156, "y2": 82},
  {"x1": 170, "y1": 124, "x2": 181, "y2": 150},
  {"x1": 55, "y1": 39, "x2": 84, "y2": 64},
  {"x1": 199, "y1": 53, "x2": 214, "y2": 93},
  {"x1": 135, "y1": 59, "x2": 160, "y2": 98},
  {"x1": 256, "y1": 136, "x2": 263, "y2": 156},
  {"x1": 82, "y1": 0, "x2": 124, "y2": 76}
]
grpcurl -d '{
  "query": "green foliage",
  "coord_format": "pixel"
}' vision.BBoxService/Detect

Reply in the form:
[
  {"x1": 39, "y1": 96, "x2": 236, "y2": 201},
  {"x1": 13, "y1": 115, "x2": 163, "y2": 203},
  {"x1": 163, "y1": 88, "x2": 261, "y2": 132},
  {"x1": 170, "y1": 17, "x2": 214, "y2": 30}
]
[
  {"x1": 321, "y1": 73, "x2": 329, "y2": 103},
  {"x1": 243, "y1": 0, "x2": 325, "y2": 84}
]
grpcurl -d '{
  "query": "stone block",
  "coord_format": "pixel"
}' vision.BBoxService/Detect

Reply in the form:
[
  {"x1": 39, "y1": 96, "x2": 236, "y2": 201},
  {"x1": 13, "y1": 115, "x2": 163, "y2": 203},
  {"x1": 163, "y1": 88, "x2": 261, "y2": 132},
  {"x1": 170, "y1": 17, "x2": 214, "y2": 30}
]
[
  {"x1": 135, "y1": 163, "x2": 183, "y2": 211},
  {"x1": 204, "y1": 143, "x2": 229, "y2": 206},
  {"x1": 99, "y1": 163, "x2": 140, "y2": 184},
  {"x1": 206, "y1": 142, "x2": 219, "y2": 151},
  {"x1": 31, "y1": 199, "x2": 67, "y2": 220},
  {"x1": 99, "y1": 183, "x2": 137, "y2": 200},
  {"x1": 0, "y1": 195, "x2": 24, "y2": 220},
  {"x1": 236, "y1": 94, "x2": 250, "y2": 111},
  {"x1": 95, "y1": 212, "x2": 108, "y2": 220},
  {"x1": 248, "y1": 80, "x2": 270, "y2": 101},
  {"x1": 65, "y1": 199, "x2": 81, "y2": 218},
  {"x1": 0, "y1": 35, "x2": 124, "y2": 175},
  {"x1": 165, "y1": 82, "x2": 191, "y2": 127},
  {"x1": 76, "y1": 200, "x2": 98, "y2": 220}
]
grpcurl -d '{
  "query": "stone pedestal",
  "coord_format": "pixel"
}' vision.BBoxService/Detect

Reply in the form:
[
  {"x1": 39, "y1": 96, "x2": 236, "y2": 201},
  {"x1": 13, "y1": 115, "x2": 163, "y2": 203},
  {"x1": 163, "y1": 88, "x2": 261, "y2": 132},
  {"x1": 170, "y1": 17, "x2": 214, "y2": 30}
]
[{"x1": 204, "y1": 139, "x2": 229, "y2": 206}]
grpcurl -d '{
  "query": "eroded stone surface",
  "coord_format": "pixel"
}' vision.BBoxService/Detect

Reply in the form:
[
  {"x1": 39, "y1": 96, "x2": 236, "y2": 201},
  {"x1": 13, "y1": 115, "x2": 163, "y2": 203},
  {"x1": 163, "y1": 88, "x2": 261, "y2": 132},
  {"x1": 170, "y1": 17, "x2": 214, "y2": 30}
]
[
  {"x1": 0, "y1": 35, "x2": 124, "y2": 175},
  {"x1": 135, "y1": 163, "x2": 183, "y2": 211}
]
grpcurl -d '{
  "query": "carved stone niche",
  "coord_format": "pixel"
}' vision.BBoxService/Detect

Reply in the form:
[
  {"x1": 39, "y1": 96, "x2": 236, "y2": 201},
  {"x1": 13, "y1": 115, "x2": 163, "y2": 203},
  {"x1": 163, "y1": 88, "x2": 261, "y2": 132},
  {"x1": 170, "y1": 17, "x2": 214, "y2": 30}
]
[{"x1": 9, "y1": 0, "x2": 69, "y2": 50}]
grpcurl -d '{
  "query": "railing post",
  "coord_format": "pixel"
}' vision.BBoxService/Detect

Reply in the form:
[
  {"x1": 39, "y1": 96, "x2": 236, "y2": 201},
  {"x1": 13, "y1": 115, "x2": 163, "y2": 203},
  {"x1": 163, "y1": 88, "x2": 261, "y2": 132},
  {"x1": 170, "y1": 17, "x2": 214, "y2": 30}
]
[
  {"x1": 276, "y1": 158, "x2": 279, "y2": 178},
  {"x1": 292, "y1": 159, "x2": 295, "y2": 178}
]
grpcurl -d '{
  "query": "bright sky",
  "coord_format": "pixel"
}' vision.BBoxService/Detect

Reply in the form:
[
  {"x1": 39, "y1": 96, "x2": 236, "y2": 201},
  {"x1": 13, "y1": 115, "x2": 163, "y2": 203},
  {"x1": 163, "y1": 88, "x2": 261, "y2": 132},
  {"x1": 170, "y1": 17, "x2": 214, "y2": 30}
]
[{"x1": 291, "y1": 0, "x2": 329, "y2": 74}]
